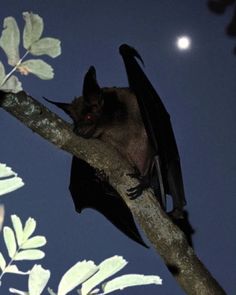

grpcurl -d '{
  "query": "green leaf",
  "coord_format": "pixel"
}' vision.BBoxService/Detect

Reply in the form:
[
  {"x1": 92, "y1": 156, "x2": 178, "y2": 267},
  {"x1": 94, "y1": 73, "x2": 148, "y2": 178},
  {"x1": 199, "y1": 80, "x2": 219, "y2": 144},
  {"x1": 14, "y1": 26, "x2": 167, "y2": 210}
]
[
  {"x1": 23, "y1": 12, "x2": 44, "y2": 50},
  {"x1": 23, "y1": 217, "x2": 36, "y2": 241},
  {"x1": 102, "y1": 274, "x2": 162, "y2": 294},
  {"x1": 3, "y1": 226, "x2": 16, "y2": 258},
  {"x1": 21, "y1": 235, "x2": 46, "y2": 249},
  {"x1": 0, "y1": 252, "x2": 6, "y2": 271},
  {"x1": 28, "y1": 265, "x2": 50, "y2": 295},
  {"x1": 29, "y1": 37, "x2": 61, "y2": 58},
  {"x1": 81, "y1": 256, "x2": 127, "y2": 295},
  {"x1": 57, "y1": 260, "x2": 98, "y2": 295},
  {"x1": 11, "y1": 215, "x2": 24, "y2": 246},
  {"x1": 19, "y1": 59, "x2": 54, "y2": 80},
  {"x1": 0, "y1": 17, "x2": 20, "y2": 66},
  {"x1": 14, "y1": 249, "x2": 45, "y2": 261},
  {"x1": 5, "y1": 264, "x2": 30, "y2": 275}
]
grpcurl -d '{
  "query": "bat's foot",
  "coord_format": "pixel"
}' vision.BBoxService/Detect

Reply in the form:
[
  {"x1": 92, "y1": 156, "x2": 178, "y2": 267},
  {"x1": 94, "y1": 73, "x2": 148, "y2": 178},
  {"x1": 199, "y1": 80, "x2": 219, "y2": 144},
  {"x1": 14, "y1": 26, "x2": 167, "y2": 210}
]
[{"x1": 127, "y1": 174, "x2": 150, "y2": 200}]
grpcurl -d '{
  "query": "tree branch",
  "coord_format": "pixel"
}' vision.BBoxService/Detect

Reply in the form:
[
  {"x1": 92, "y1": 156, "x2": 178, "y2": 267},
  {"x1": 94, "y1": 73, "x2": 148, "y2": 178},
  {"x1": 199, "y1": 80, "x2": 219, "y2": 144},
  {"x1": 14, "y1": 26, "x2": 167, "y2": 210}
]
[{"x1": 0, "y1": 91, "x2": 226, "y2": 295}]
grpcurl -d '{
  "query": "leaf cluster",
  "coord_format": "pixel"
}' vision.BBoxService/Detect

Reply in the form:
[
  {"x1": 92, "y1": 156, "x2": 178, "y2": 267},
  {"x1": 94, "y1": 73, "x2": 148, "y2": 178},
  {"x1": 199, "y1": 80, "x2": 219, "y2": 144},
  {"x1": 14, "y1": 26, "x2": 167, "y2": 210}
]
[
  {"x1": 0, "y1": 215, "x2": 161, "y2": 295},
  {"x1": 0, "y1": 12, "x2": 61, "y2": 93}
]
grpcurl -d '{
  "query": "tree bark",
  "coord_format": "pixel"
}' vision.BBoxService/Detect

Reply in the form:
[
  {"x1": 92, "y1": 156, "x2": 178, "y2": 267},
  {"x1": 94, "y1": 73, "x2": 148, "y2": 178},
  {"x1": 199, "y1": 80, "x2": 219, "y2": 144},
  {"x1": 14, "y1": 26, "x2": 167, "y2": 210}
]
[{"x1": 0, "y1": 91, "x2": 226, "y2": 295}]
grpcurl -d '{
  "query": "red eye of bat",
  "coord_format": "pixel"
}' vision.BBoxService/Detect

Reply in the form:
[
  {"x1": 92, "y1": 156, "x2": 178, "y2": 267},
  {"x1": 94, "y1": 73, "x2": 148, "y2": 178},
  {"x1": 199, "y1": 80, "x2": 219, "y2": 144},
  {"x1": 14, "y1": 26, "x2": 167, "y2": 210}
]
[{"x1": 84, "y1": 113, "x2": 94, "y2": 121}]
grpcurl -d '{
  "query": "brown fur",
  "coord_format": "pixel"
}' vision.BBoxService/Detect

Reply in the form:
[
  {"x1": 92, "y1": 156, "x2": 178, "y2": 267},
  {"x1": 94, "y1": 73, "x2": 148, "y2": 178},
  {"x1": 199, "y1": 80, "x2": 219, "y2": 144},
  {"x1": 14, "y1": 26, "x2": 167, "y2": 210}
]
[{"x1": 71, "y1": 87, "x2": 153, "y2": 176}]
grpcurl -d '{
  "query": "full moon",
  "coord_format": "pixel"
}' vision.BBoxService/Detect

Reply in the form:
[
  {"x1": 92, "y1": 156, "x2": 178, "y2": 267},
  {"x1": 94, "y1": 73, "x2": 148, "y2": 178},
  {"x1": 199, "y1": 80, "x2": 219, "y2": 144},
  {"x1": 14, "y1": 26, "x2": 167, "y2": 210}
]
[{"x1": 176, "y1": 36, "x2": 191, "y2": 50}]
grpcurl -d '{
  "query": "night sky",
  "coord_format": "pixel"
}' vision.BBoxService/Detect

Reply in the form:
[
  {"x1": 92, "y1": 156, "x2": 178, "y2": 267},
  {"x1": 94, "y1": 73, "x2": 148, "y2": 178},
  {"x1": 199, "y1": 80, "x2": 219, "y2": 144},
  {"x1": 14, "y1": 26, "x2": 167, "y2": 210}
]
[{"x1": 0, "y1": 1, "x2": 235, "y2": 294}]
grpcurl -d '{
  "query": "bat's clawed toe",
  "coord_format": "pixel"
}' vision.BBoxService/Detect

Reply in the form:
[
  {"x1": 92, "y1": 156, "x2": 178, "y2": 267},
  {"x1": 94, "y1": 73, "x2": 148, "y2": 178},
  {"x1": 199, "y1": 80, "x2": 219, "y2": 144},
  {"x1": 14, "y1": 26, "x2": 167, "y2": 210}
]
[
  {"x1": 127, "y1": 175, "x2": 150, "y2": 199},
  {"x1": 127, "y1": 185, "x2": 143, "y2": 199}
]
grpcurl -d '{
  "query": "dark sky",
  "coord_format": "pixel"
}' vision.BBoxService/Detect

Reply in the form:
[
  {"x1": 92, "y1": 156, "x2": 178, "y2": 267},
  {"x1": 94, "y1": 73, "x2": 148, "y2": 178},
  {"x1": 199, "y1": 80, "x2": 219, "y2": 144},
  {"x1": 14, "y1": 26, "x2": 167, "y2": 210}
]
[{"x1": 0, "y1": 1, "x2": 235, "y2": 294}]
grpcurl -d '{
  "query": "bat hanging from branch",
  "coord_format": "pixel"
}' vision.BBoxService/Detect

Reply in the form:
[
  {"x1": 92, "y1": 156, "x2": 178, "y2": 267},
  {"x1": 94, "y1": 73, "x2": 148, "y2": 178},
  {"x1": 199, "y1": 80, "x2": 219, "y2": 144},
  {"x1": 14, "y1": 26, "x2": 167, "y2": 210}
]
[{"x1": 44, "y1": 44, "x2": 194, "y2": 247}]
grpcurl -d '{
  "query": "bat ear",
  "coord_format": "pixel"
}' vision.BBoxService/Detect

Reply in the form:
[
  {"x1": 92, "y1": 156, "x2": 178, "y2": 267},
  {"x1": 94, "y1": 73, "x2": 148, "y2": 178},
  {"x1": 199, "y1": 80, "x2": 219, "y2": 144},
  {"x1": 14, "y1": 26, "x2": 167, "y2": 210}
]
[
  {"x1": 83, "y1": 66, "x2": 102, "y2": 104},
  {"x1": 43, "y1": 97, "x2": 72, "y2": 116}
]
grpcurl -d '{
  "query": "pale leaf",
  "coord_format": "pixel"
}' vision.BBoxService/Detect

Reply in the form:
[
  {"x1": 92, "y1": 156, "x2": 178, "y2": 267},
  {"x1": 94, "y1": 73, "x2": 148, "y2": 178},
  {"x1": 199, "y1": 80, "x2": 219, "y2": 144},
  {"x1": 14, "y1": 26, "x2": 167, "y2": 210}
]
[
  {"x1": 58, "y1": 260, "x2": 98, "y2": 295},
  {"x1": 81, "y1": 256, "x2": 127, "y2": 295},
  {"x1": 9, "y1": 288, "x2": 28, "y2": 295},
  {"x1": 19, "y1": 59, "x2": 54, "y2": 80},
  {"x1": 0, "y1": 252, "x2": 6, "y2": 271},
  {"x1": 21, "y1": 235, "x2": 46, "y2": 249},
  {"x1": 23, "y1": 12, "x2": 43, "y2": 50},
  {"x1": 30, "y1": 37, "x2": 61, "y2": 58},
  {"x1": 0, "y1": 61, "x2": 6, "y2": 85},
  {"x1": 5, "y1": 264, "x2": 30, "y2": 275},
  {"x1": 14, "y1": 249, "x2": 45, "y2": 261},
  {"x1": 102, "y1": 274, "x2": 162, "y2": 294},
  {"x1": 28, "y1": 265, "x2": 50, "y2": 295},
  {"x1": 23, "y1": 217, "x2": 36, "y2": 241},
  {"x1": 47, "y1": 288, "x2": 56, "y2": 295},
  {"x1": 0, "y1": 205, "x2": 5, "y2": 231},
  {"x1": 0, "y1": 163, "x2": 16, "y2": 177},
  {"x1": 0, "y1": 164, "x2": 24, "y2": 196},
  {"x1": 0, "y1": 175, "x2": 24, "y2": 196},
  {"x1": 0, "y1": 17, "x2": 20, "y2": 66},
  {"x1": 11, "y1": 215, "x2": 23, "y2": 246},
  {"x1": 3, "y1": 226, "x2": 16, "y2": 258},
  {"x1": 0, "y1": 75, "x2": 23, "y2": 93}
]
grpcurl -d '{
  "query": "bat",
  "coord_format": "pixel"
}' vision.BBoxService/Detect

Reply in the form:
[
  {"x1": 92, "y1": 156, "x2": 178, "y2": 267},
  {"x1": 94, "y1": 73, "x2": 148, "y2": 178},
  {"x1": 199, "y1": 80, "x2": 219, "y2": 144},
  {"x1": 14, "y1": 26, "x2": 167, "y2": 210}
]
[{"x1": 44, "y1": 44, "x2": 194, "y2": 247}]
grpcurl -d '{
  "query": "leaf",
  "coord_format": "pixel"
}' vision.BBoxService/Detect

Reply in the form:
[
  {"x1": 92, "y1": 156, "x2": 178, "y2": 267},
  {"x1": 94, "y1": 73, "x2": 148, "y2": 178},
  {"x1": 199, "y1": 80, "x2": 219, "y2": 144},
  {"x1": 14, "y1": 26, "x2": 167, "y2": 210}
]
[
  {"x1": 0, "y1": 164, "x2": 24, "y2": 195},
  {"x1": 11, "y1": 215, "x2": 24, "y2": 246},
  {"x1": 23, "y1": 12, "x2": 44, "y2": 50},
  {"x1": 0, "y1": 17, "x2": 20, "y2": 66},
  {"x1": 57, "y1": 260, "x2": 98, "y2": 295},
  {"x1": 47, "y1": 288, "x2": 56, "y2": 295},
  {"x1": 23, "y1": 217, "x2": 36, "y2": 241},
  {"x1": 0, "y1": 75, "x2": 23, "y2": 93},
  {"x1": 19, "y1": 59, "x2": 54, "y2": 80},
  {"x1": 81, "y1": 256, "x2": 127, "y2": 295},
  {"x1": 14, "y1": 249, "x2": 45, "y2": 261},
  {"x1": 0, "y1": 205, "x2": 5, "y2": 231},
  {"x1": 0, "y1": 61, "x2": 6, "y2": 85},
  {"x1": 28, "y1": 265, "x2": 50, "y2": 295},
  {"x1": 0, "y1": 175, "x2": 24, "y2": 196},
  {"x1": 29, "y1": 37, "x2": 61, "y2": 58},
  {"x1": 0, "y1": 252, "x2": 6, "y2": 271},
  {"x1": 3, "y1": 226, "x2": 16, "y2": 258},
  {"x1": 21, "y1": 236, "x2": 46, "y2": 249},
  {"x1": 0, "y1": 163, "x2": 16, "y2": 178},
  {"x1": 5, "y1": 264, "x2": 30, "y2": 275},
  {"x1": 9, "y1": 288, "x2": 28, "y2": 295},
  {"x1": 102, "y1": 274, "x2": 162, "y2": 294}
]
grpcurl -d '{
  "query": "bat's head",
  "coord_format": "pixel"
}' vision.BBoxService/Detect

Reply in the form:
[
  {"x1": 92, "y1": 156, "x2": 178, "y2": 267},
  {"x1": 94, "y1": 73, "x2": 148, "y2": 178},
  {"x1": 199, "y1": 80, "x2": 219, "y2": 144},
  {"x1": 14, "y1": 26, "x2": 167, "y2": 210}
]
[{"x1": 44, "y1": 66, "x2": 106, "y2": 139}]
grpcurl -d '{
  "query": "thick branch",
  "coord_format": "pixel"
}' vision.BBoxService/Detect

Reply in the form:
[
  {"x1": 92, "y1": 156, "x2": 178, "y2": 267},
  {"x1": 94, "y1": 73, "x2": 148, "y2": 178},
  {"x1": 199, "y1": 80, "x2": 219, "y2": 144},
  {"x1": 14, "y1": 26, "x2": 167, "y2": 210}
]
[{"x1": 0, "y1": 91, "x2": 226, "y2": 295}]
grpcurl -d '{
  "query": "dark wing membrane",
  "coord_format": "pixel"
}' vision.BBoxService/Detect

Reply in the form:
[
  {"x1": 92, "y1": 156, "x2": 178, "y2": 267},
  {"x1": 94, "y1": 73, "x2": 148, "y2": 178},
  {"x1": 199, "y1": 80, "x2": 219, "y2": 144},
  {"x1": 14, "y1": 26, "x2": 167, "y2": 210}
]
[
  {"x1": 119, "y1": 44, "x2": 186, "y2": 211},
  {"x1": 69, "y1": 156, "x2": 148, "y2": 248}
]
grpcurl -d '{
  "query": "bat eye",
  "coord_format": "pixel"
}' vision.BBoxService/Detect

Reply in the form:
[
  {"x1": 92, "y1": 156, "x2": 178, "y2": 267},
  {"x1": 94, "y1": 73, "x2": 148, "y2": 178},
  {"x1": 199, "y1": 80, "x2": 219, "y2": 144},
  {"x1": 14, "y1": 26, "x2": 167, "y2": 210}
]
[{"x1": 84, "y1": 113, "x2": 94, "y2": 121}]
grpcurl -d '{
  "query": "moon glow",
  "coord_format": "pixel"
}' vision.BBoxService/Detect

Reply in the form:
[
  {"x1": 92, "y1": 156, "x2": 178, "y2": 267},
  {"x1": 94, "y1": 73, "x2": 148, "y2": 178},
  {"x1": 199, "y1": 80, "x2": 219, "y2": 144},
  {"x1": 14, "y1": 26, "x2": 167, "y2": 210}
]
[{"x1": 176, "y1": 36, "x2": 191, "y2": 50}]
